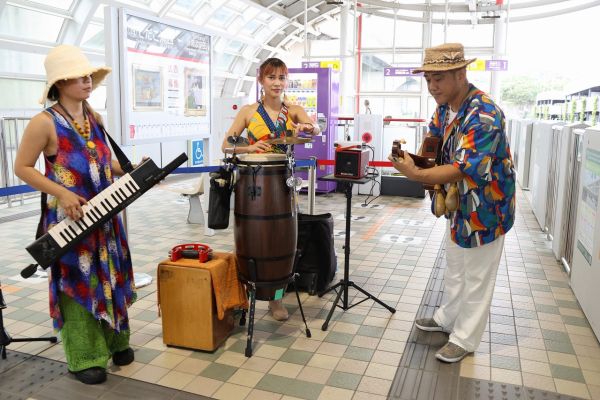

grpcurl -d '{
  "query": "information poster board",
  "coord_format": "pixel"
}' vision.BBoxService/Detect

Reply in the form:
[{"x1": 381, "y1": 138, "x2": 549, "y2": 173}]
[
  {"x1": 576, "y1": 147, "x2": 600, "y2": 265},
  {"x1": 115, "y1": 9, "x2": 211, "y2": 145}
]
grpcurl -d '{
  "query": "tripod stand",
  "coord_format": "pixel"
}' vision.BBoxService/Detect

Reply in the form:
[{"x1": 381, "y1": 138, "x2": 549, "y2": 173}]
[
  {"x1": 318, "y1": 175, "x2": 396, "y2": 330},
  {"x1": 0, "y1": 280, "x2": 57, "y2": 359}
]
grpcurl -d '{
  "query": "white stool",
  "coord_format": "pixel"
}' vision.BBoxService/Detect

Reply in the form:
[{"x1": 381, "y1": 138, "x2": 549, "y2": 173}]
[{"x1": 156, "y1": 174, "x2": 214, "y2": 236}]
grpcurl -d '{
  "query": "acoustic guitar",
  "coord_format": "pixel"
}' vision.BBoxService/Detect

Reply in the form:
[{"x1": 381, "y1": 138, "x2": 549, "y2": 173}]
[{"x1": 391, "y1": 136, "x2": 441, "y2": 190}]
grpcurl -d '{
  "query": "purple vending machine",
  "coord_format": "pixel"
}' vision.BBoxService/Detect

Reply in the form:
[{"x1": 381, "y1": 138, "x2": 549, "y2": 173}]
[{"x1": 286, "y1": 67, "x2": 338, "y2": 192}]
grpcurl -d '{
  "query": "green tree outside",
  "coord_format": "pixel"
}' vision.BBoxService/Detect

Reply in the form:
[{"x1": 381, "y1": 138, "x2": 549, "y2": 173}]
[{"x1": 501, "y1": 75, "x2": 568, "y2": 119}]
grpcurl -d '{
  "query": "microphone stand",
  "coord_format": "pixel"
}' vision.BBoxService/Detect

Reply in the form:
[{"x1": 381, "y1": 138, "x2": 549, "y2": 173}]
[{"x1": 0, "y1": 280, "x2": 57, "y2": 360}]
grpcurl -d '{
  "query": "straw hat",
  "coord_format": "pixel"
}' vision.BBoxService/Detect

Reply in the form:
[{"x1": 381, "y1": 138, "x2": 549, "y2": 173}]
[
  {"x1": 412, "y1": 43, "x2": 476, "y2": 74},
  {"x1": 40, "y1": 45, "x2": 111, "y2": 104}
]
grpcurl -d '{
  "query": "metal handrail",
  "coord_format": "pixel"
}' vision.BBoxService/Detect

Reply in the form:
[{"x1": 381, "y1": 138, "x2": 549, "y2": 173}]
[{"x1": 0, "y1": 117, "x2": 39, "y2": 207}]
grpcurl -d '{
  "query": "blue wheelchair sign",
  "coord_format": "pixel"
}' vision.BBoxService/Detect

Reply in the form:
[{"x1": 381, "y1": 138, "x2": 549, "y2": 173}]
[{"x1": 191, "y1": 140, "x2": 204, "y2": 166}]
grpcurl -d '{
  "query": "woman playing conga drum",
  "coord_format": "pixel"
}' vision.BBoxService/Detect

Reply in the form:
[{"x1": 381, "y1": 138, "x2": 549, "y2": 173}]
[{"x1": 221, "y1": 57, "x2": 320, "y2": 320}]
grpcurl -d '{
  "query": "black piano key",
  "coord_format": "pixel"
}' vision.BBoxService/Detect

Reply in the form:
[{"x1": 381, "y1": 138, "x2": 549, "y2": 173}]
[
  {"x1": 111, "y1": 193, "x2": 120, "y2": 205},
  {"x1": 90, "y1": 207, "x2": 103, "y2": 220},
  {"x1": 104, "y1": 197, "x2": 115, "y2": 209},
  {"x1": 118, "y1": 188, "x2": 128, "y2": 199},
  {"x1": 124, "y1": 181, "x2": 136, "y2": 193},
  {"x1": 60, "y1": 231, "x2": 70, "y2": 243},
  {"x1": 63, "y1": 228, "x2": 74, "y2": 241},
  {"x1": 68, "y1": 225, "x2": 78, "y2": 237},
  {"x1": 86, "y1": 208, "x2": 98, "y2": 222},
  {"x1": 79, "y1": 218, "x2": 90, "y2": 230},
  {"x1": 75, "y1": 220, "x2": 86, "y2": 231},
  {"x1": 100, "y1": 200, "x2": 111, "y2": 214}
]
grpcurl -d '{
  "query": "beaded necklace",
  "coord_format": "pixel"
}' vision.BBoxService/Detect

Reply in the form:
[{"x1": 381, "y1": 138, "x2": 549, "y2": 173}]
[{"x1": 57, "y1": 102, "x2": 97, "y2": 158}]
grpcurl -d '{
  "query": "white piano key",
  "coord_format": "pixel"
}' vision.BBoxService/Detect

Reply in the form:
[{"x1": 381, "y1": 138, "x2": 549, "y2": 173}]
[{"x1": 48, "y1": 226, "x2": 68, "y2": 248}]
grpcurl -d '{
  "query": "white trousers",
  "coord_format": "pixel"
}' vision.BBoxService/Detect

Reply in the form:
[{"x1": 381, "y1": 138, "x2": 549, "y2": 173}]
[{"x1": 433, "y1": 222, "x2": 505, "y2": 352}]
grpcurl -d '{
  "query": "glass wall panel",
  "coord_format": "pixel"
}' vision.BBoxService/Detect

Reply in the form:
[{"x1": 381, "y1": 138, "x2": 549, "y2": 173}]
[
  {"x1": 227, "y1": 0, "x2": 248, "y2": 12},
  {"x1": 215, "y1": 53, "x2": 235, "y2": 70},
  {"x1": 231, "y1": 58, "x2": 251, "y2": 75},
  {"x1": 0, "y1": 5, "x2": 64, "y2": 42},
  {"x1": 94, "y1": 4, "x2": 106, "y2": 19},
  {"x1": 240, "y1": 19, "x2": 261, "y2": 36},
  {"x1": 81, "y1": 24, "x2": 104, "y2": 50},
  {"x1": 360, "y1": 15, "x2": 423, "y2": 48},
  {"x1": 241, "y1": 8, "x2": 260, "y2": 22},
  {"x1": 361, "y1": 53, "x2": 422, "y2": 92},
  {"x1": 172, "y1": 0, "x2": 203, "y2": 14},
  {"x1": 308, "y1": 40, "x2": 341, "y2": 57},
  {"x1": 431, "y1": 23, "x2": 494, "y2": 47},
  {"x1": 254, "y1": 27, "x2": 275, "y2": 44},
  {"x1": 209, "y1": 7, "x2": 235, "y2": 28},
  {"x1": 226, "y1": 40, "x2": 244, "y2": 53},
  {"x1": 0, "y1": 79, "x2": 45, "y2": 109},
  {"x1": 360, "y1": 96, "x2": 421, "y2": 119},
  {"x1": 0, "y1": 50, "x2": 45, "y2": 75},
  {"x1": 213, "y1": 76, "x2": 226, "y2": 97},
  {"x1": 468, "y1": 71, "x2": 492, "y2": 95},
  {"x1": 24, "y1": 0, "x2": 74, "y2": 10},
  {"x1": 88, "y1": 85, "x2": 107, "y2": 111}
]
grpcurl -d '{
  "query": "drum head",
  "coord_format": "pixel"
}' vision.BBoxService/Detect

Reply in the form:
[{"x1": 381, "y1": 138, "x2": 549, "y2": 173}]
[
  {"x1": 237, "y1": 153, "x2": 287, "y2": 162},
  {"x1": 237, "y1": 153, "x2": 288, "y2": 166}
]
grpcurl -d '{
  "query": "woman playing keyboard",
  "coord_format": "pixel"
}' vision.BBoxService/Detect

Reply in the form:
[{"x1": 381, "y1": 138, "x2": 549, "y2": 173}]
[{"x1": 14, "y1": 45, "x2": 136, "y2": 385}]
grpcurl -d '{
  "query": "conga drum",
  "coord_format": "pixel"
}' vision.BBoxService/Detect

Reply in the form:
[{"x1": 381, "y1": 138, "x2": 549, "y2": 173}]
[{"x1": 234, "y1": 153, "x2": 297, "y2": 300}]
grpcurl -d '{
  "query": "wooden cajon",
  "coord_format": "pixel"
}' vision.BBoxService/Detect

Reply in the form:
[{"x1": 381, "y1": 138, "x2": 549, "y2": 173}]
[{"x1": 157, "y1": 258, "x2": 234, "y2": 351}]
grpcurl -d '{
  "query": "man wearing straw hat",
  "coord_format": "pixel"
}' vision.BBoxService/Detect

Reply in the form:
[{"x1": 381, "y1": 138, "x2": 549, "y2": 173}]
[{"x1": 388, "y1": 43, "x2": 515, "y2": 363}]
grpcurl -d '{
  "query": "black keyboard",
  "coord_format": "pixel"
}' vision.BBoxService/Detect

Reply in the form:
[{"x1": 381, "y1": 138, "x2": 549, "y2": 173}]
[{"x1": 23, "y1": 153, "x2": 188, "y2": 276}]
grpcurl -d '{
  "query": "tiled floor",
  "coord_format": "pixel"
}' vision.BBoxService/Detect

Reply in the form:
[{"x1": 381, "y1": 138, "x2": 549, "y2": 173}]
[{"x1": 1, "y1": 181, "x2": 599, "y2": 399}]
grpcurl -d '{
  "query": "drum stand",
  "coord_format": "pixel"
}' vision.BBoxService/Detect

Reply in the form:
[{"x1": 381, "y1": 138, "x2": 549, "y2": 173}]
[
  {"x1": 0, "y1": 280, "x2": 57, "y2": 360},
  {"x1": 239, "y1": 255, "x2": 312, "y2": 358}
]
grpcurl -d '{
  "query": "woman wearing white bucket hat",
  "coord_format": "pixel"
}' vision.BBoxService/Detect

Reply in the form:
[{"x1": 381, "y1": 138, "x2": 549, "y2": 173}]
[{"x1": 14, "y1": 45, "x2": 136, "y2": 384}]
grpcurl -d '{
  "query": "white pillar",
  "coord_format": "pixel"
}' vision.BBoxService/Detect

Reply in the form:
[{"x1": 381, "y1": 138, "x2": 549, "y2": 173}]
[
  {"x1": 339, "y1": 1, "x2": 354, "y2": 115},
  {"x1": 419, "y1": 9, "x2": 433, "y2": 121},
  {"x1": 490, "y1": 17, "x2": 507, "y2": 102}
]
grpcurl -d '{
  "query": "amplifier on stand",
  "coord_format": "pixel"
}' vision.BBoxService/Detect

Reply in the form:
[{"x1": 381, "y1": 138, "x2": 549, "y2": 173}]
[{"x1": 334, "y1": 148, "x2": 370, "y2": 179}]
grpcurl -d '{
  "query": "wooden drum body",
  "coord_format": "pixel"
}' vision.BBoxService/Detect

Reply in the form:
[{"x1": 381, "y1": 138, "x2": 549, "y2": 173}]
[{"x1": 234, "y1": 154, "x2": 297, "y2": 300}]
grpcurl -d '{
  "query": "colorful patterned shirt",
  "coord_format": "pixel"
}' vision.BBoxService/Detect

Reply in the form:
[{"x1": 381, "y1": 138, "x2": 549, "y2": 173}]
[
  {"x1": 43, "y1": 107, "x2": 136, "y2": 331},
  {"x1": 428, "y1": 84, "x2": 516, "y2": 248}
]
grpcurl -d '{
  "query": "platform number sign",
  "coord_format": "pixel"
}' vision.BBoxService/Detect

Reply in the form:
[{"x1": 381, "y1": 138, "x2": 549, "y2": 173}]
[{"x1": 191, "y1": 140, "x2": 204, "y2": 166}]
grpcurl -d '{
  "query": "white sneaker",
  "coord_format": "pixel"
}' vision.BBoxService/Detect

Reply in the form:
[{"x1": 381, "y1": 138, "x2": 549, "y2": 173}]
[{"x1": 435, "y1": 342, "x2": 470, "y2": 363}]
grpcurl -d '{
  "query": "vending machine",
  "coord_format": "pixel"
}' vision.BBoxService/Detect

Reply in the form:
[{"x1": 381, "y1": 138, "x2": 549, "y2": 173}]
[
  {"x1": 285, "y1": 67, "x2": 339, "y2": 192},
  {"x1": 571, "y1": 126, "x2": 600, "y2": 341}
]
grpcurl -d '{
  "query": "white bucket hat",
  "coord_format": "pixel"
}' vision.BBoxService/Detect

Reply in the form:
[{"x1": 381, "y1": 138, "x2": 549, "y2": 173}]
[{"x1": 40, "y1": 45, "x2": 111, "y2": 104}]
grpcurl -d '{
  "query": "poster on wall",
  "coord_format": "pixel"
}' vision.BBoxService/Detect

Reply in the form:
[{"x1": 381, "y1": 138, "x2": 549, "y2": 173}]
[
  {"x1": 117, "y1": 9, "x2": 211, "y2": 145},
  {"x1": 184, "y1": 68, "x2": 207, "y2": 116},
  {"x1": 576, "y1": 147, "x2": 600, "y2": 266},
  {"x1": 132, "y1": 64, "x2": 163, "y2": 110}
]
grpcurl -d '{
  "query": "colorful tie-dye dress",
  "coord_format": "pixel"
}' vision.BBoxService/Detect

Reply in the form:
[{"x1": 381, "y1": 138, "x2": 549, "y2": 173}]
[{"x1": 42, "y1": 107, "x2": 136, "y2": 332}]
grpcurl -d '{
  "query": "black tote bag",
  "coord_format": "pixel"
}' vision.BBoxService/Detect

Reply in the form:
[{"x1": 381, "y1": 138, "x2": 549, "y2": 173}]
[{"x1": 208, "y1": 167, "x2": 233, "y2": 230}]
